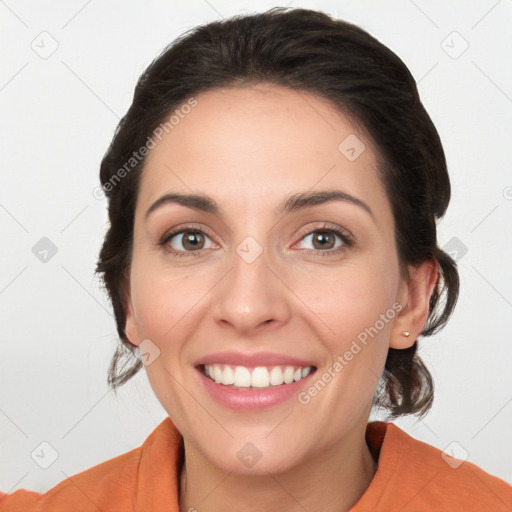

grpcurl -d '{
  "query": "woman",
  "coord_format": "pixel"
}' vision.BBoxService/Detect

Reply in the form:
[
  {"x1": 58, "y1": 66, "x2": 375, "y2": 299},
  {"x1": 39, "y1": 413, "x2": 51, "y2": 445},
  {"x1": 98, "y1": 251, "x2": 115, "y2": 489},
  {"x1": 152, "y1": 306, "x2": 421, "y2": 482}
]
[{"x1": 2, "y1": 7, "x2": 511, "y2": 512}]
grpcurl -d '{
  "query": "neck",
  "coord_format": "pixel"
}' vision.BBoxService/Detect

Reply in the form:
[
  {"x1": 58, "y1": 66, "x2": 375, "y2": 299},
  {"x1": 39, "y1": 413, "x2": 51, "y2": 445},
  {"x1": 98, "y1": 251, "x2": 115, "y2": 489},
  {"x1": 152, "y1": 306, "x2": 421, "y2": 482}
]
[{"x1": 179, "y1": 422, "x2": 377, "y2": 512}]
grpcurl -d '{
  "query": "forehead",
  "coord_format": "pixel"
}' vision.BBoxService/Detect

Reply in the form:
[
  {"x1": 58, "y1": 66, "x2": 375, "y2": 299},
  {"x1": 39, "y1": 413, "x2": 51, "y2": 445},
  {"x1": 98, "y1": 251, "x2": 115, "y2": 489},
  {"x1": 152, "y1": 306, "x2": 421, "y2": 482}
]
[{"x1": 137, "y1": 83, "x2": 390, "y2": 223}]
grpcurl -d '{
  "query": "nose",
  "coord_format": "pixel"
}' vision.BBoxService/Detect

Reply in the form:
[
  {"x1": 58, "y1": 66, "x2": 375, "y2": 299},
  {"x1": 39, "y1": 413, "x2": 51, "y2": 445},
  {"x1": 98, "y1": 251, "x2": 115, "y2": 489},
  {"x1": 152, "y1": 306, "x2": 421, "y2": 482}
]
[{"x1": 211, "y1": 242, "x2": 292, "y2": 337}]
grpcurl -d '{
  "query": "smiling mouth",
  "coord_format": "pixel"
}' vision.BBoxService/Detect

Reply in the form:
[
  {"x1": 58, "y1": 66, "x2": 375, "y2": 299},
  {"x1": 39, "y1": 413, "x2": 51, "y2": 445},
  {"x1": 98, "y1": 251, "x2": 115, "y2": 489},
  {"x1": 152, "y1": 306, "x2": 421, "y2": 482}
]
[{"x1": 199, "y1": 364, "x2": 317, "y2": 389}]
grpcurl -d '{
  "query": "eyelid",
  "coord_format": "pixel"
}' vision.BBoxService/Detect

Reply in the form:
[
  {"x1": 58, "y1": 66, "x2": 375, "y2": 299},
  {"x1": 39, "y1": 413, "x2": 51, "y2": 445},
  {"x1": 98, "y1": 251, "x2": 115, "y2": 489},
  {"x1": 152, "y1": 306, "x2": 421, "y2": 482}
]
[
  {"x1": 294, "y1": 222, "x2": 354, "y2": 244},
  {"x1": 159, "y1": 223, "x2": 216, "y2": 244},
  {"x1": 159, "y1": 221, "x2": 355, "y2": 256},
  {"x1": 158, "y1": 227, "x2": 218, "y2": 258}
]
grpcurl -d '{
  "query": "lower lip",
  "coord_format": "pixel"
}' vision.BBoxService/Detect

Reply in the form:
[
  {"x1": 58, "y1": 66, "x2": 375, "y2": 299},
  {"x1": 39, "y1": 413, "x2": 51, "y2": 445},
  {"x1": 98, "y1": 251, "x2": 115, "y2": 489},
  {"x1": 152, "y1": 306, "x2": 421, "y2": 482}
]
[{"x1": 196, "y1": 367, "x2": 316, "y2": 411}]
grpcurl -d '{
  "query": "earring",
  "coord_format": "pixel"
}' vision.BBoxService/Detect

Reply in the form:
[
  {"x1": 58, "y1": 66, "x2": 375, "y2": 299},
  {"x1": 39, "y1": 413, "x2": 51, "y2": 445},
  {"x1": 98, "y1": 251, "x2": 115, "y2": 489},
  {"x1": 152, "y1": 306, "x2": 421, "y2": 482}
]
[{"x1": 401, "y1": 331, "x2": 411, "y2": 337}]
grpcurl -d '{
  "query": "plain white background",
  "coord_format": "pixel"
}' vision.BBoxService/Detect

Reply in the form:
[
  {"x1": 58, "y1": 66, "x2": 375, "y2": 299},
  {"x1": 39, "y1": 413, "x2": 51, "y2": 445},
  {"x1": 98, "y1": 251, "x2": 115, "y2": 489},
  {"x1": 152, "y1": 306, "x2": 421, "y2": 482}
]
[{"x1": 1, "y1": 0, "x2": 511, "y2": 494}]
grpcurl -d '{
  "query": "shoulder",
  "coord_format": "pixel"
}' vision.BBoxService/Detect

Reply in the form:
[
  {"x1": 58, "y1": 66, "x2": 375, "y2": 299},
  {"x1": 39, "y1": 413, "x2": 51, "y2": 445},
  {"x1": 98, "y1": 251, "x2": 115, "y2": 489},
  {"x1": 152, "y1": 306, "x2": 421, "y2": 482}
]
[
  {"x1": 0, "y1": 417, "x2": 181, "y2": 512},
  {"x1": 0, "y1": 444, "x2": 142, "y2": 512},
  {"x1": 376, "y1": 422, "x2": 512, "y2": 511}
]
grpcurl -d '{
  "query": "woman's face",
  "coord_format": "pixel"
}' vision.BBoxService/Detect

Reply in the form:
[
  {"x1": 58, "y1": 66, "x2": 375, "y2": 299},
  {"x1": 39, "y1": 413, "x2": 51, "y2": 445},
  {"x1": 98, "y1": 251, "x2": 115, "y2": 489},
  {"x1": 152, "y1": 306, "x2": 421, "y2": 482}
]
[{"x1": 125, "y1": 83, "x2": 417, "y2": 474}]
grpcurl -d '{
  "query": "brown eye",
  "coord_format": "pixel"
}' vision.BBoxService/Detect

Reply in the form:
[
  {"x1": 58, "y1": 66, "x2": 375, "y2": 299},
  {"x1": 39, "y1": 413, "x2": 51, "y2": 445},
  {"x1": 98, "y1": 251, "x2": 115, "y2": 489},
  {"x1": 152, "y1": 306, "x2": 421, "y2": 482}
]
[
  {"x1": 294, "y1": 225, "x2": 354, "y2": 256},
  {"x1": 311, "y1": 231, "x2": 336, "y2": 250},
  {"x1": 161, "y1": 228, "x2": 216, "y2": 256},
  {"x1": 180, "y1": 231, "x2": 206, "y2": 251}
]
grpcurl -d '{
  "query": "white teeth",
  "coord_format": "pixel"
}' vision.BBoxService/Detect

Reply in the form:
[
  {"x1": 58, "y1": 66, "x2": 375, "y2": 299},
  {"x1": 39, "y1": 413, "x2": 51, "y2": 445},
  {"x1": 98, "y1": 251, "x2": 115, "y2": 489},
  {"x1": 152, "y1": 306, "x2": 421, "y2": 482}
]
[
  {"x1": 221, "y1": 365, "x2": 234, "y2": 385},
  {"x1": 269, "y1": 366, "x2": 284, "y2": 385},
  {"x1": 283, "y1": 366, "x2": 295, "y2": 384},
  {"x1": 251, "y1": 367, "x2": 270, "y2": 388},
  {"x1": 233, "y1": 366, "x2": 251, "y2": 387},
  {"x1": 203, "y1": 364, "x2": 314, "y2": 388},
  {"x1": 213, "y1": 365, "x2": 223, "y2": 384}
]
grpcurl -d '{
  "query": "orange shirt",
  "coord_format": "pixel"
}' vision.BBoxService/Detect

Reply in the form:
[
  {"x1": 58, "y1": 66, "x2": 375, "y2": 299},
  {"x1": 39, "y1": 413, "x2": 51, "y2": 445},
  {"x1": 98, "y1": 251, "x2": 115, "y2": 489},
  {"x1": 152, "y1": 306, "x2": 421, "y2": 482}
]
[{"x1": 1, "y1": 418, "x2": 511, "y2": 511}]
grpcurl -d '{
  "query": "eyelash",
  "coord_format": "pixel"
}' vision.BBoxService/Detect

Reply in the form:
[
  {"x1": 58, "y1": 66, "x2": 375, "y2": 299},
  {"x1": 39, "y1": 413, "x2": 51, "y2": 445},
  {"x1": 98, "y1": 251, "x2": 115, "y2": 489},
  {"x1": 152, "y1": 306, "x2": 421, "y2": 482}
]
[{"x1": 159, "y1": 223, "x2": 354, "y2": 258}]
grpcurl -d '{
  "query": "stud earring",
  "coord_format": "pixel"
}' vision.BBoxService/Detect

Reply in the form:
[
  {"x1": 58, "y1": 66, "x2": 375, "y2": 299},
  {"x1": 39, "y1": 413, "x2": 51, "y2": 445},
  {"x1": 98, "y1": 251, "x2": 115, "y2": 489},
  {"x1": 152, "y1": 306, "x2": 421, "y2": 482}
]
[{"x1": 401, "y1": 331, "x2": 411, "y2": 337}]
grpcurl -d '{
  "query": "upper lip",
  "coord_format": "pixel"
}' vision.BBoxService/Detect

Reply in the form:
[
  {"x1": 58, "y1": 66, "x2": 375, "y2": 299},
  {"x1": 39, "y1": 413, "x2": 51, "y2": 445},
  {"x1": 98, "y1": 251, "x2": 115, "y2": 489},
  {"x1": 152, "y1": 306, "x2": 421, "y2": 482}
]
[{"x1": 194, "y1": 351, "x2": 317, "y2": 368}]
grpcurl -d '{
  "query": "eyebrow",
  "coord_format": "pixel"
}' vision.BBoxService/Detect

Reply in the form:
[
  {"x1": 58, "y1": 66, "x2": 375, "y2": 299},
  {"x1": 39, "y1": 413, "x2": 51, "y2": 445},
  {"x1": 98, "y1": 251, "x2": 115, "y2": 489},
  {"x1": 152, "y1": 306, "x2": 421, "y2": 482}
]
[{"x1": 144, "y1": 189, "x2": 374, "y2": 221}]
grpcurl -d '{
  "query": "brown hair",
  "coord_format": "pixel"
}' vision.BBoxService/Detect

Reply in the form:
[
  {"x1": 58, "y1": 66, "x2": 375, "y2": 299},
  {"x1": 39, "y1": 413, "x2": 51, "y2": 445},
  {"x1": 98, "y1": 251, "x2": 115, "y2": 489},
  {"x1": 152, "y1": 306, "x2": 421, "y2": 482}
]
[{"x1": 96, "y1": 7, "x2": 459, "y2": 420}]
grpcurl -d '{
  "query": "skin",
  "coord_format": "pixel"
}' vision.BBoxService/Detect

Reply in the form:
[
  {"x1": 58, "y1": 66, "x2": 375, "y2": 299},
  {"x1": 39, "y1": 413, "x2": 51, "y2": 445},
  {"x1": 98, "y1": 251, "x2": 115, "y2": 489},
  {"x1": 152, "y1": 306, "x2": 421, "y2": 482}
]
[{"x1": 125, "y1": 83, "x2": 438, "y2": 512}]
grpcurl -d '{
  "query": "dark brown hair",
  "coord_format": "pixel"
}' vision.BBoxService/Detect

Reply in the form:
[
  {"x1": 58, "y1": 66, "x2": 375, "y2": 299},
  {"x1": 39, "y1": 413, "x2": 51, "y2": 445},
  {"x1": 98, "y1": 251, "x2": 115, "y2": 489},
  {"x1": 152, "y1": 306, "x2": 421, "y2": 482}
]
[{"x1": 96, "y1": 7, "x2": 459, "y2": 420}]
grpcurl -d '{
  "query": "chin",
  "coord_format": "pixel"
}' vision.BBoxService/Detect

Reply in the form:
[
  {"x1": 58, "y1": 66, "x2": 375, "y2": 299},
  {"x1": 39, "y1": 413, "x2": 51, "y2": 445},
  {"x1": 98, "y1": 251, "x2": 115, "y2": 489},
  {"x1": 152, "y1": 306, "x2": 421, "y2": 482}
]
[{"x1": 207, "y1": 444, "x2": 304, "y2": 476}]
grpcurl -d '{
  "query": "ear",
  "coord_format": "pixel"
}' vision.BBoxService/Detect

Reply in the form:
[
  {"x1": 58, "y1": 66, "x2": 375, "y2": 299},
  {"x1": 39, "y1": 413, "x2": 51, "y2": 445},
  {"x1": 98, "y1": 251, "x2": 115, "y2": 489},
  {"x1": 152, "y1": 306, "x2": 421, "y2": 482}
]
[
  {"x1": 390, "y1": 259, "x2": 439, "y2": 349},
  {"x1": 124, "y1": 278, "x2": 142, "y2": 348}
]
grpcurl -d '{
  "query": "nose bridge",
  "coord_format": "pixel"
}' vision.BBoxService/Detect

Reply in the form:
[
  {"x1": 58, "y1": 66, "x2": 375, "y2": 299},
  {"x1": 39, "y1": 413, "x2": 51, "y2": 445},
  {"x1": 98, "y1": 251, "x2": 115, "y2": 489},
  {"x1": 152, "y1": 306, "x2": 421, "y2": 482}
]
[{"x1": 211, "y1": 229, "x2": 290, "y2": 332}]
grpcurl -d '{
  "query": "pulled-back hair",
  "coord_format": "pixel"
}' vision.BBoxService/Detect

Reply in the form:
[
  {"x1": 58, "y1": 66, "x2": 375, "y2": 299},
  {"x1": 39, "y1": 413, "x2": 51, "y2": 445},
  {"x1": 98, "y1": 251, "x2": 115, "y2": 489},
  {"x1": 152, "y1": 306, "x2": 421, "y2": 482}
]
[{"x1": 96, "y1": 7, "x2": 459, "y2": 419}]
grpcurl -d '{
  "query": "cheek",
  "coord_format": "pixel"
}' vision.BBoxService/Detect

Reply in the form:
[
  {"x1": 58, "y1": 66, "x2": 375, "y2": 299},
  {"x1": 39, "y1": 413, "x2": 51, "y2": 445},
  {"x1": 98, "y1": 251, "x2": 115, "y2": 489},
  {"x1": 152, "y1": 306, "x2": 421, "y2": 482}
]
[
  {"x1": 129, "y1": 259, "x2": 226, "y2": 371},
  {"x1": 131, "y1": 272, "x2": 195, "y2": 343},
  {"x1": 296, "y1": 258, "x2": 399, "y2": 352},
  {"x1": 294, "y1": 268, "x2": 397, "y2": 427}
]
